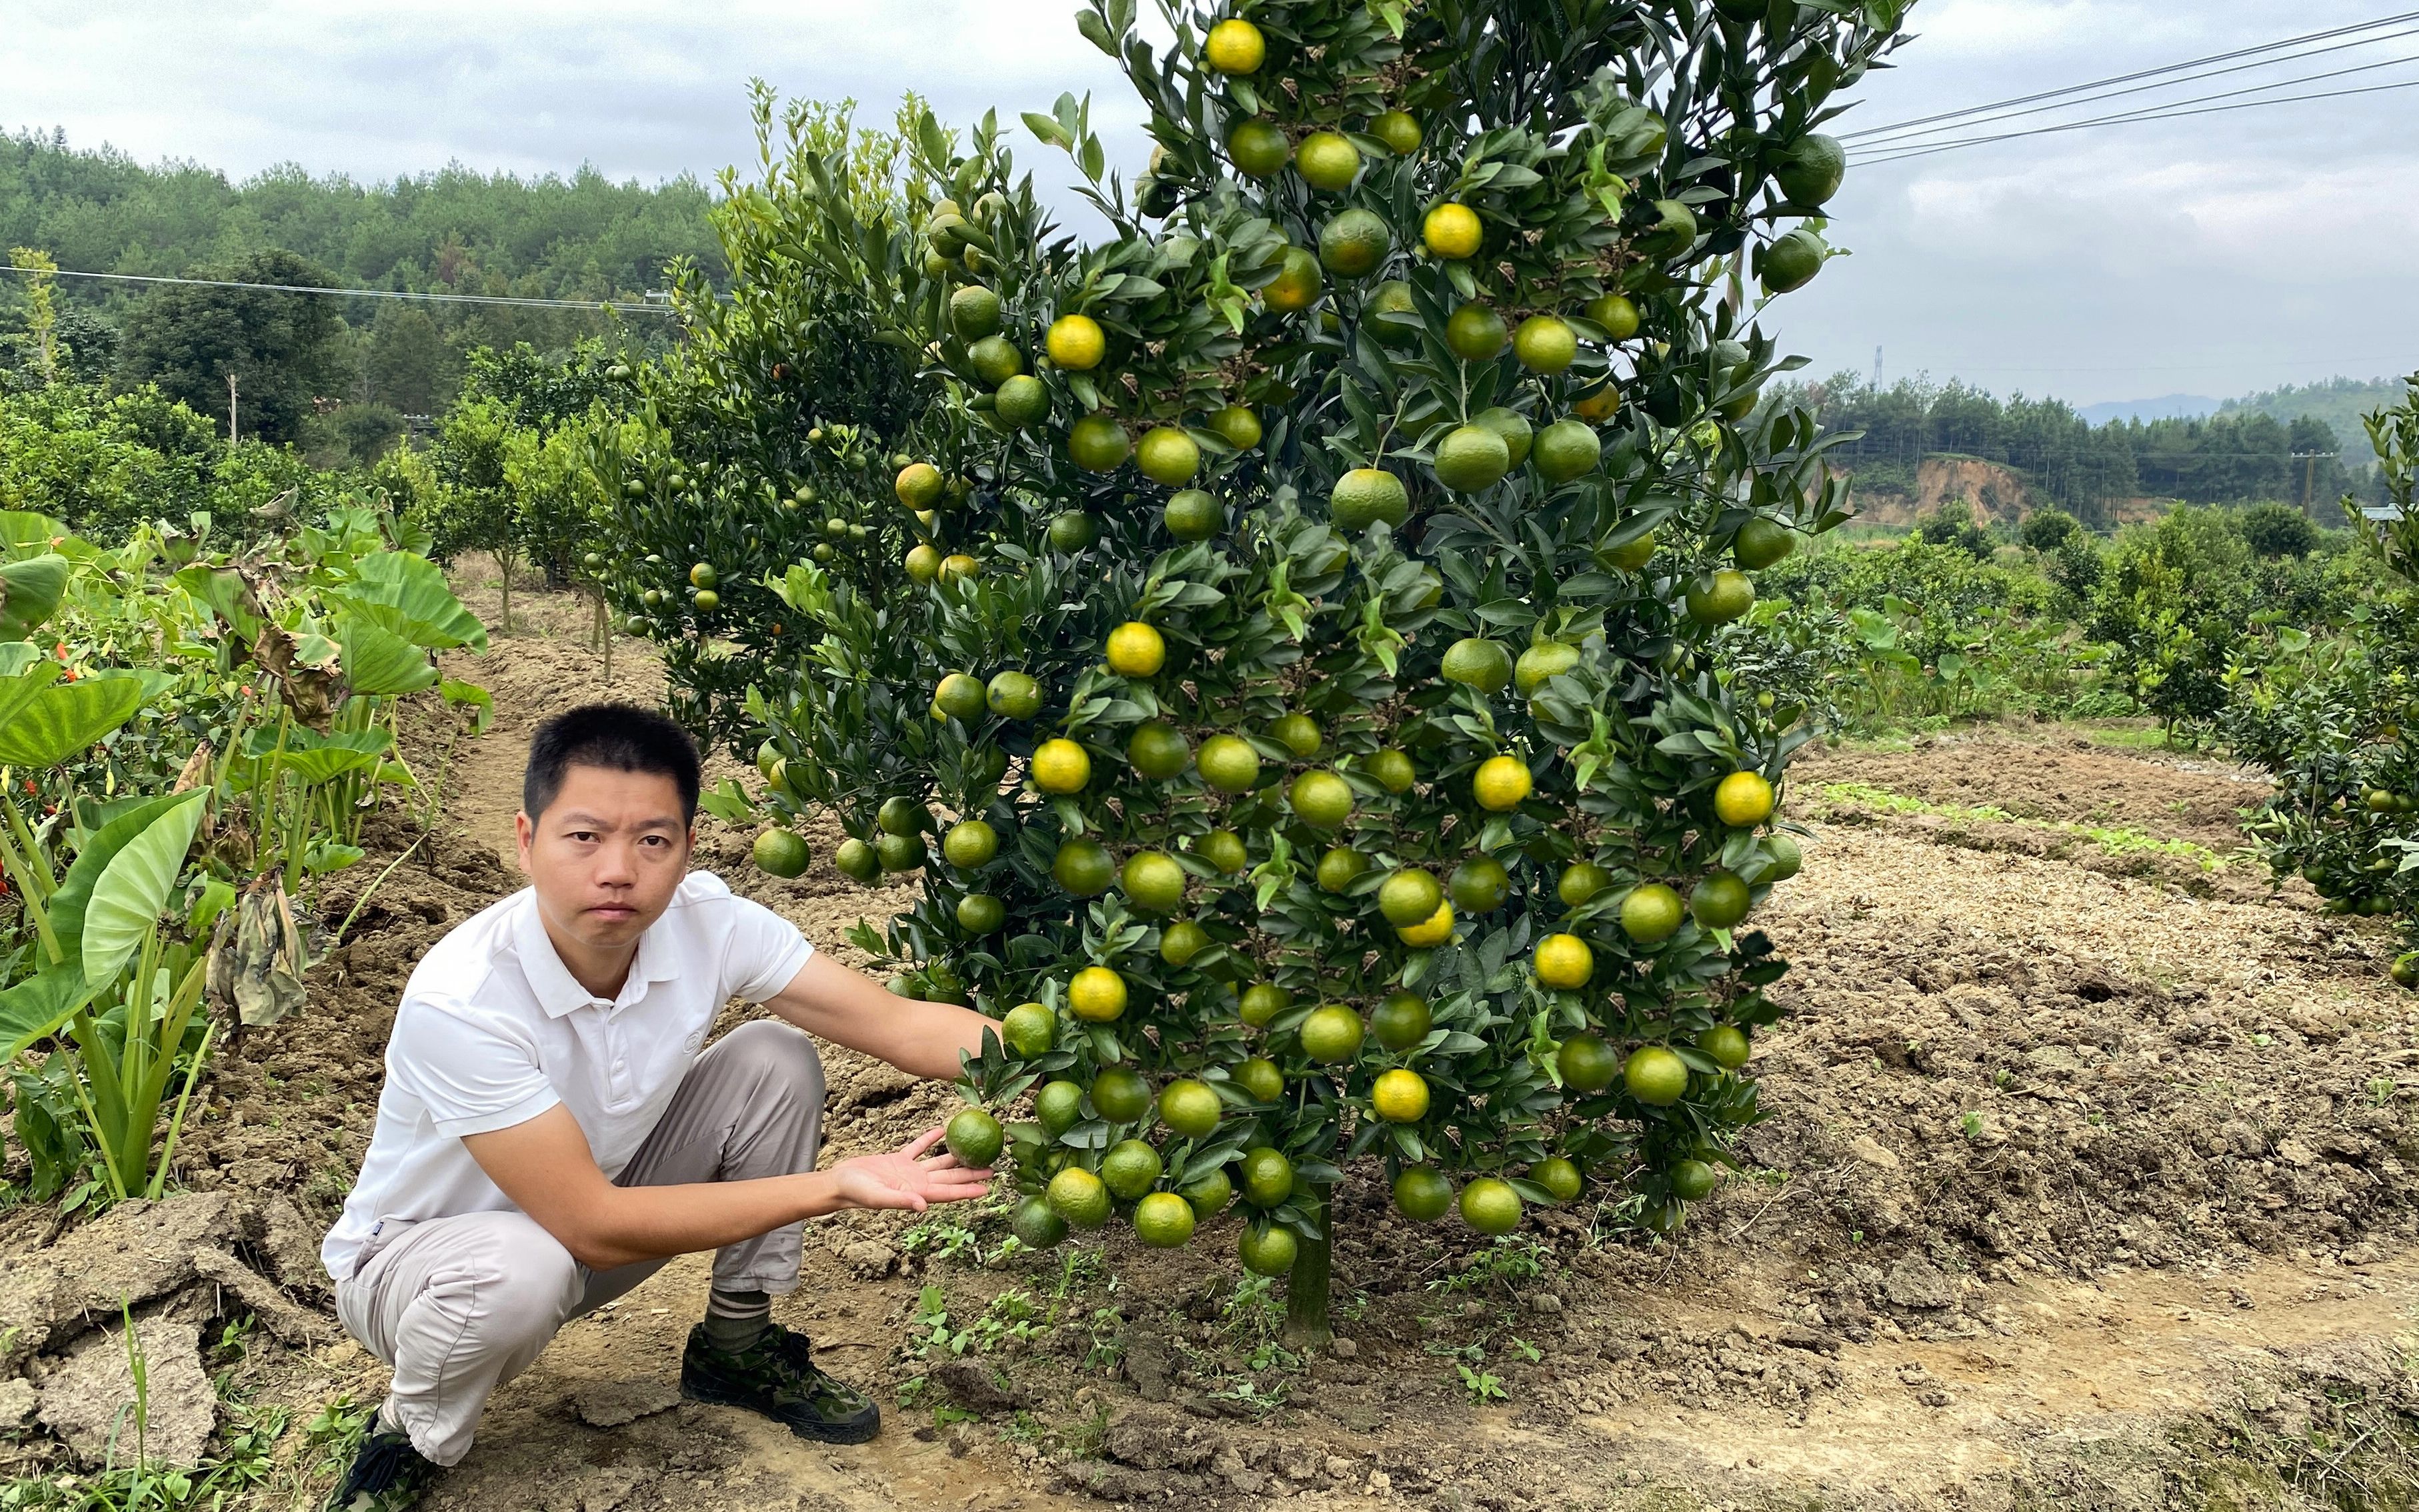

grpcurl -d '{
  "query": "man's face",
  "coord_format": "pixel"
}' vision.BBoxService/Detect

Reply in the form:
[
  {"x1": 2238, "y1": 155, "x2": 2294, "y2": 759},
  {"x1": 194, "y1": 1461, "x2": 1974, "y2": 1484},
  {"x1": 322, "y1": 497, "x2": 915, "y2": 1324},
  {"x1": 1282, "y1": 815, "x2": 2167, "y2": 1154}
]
[{"x1": 515, "y1": 764, "x2": 693, "y2": 959}]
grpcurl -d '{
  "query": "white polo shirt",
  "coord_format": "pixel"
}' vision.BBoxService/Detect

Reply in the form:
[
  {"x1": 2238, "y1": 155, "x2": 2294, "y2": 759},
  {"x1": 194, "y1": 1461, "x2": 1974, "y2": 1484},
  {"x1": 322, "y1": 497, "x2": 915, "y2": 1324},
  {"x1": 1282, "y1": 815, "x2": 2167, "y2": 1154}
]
[{"x1": 321, "y1": 871, "x2": 813, "y2": 1281}]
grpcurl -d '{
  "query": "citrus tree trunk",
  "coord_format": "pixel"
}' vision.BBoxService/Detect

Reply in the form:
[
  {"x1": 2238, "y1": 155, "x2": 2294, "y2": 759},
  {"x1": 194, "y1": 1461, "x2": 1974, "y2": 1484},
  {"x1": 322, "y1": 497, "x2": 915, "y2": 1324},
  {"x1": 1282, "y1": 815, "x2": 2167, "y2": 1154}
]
[{"x1": 1282, "y1": 1187, "x2": 1333, "y2": 1351}]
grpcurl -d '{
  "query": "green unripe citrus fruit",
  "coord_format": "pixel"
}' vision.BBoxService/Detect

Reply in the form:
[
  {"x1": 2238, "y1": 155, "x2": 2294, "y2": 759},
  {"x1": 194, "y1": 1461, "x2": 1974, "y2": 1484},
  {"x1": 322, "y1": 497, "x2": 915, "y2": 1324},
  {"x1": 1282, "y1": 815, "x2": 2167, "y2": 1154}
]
[
  {"x1": 1378, "y1": 868, "x2": 1444, "y2": 929},
  {"x1": 1127, "y1": 721, "x2": 1193, "y2": 779},
  {"x1": 1319, "y1": 207, "x2": 1392, "y2": 277},
  {"x1": 1557, "y1": 1033, "x2": 1620, "y2": 1093},
  {"x1": 1288, "y1": 770, "x2": 1354, "y2": 829},
  {"x1": 1013, "y1": 1195, "x2": 1068, "y2": 1249},
  {"x1": 1558, "y1": 861, "x2": 1611, "y2": 907},
  {"x1": 1158, "y1": 1079, "x2": 1224, "y2": 1140},
  {"x1": 1459, "y1": 1177, "x2": 1522, "y2": 1235},
  {"x1": 995, "y1": 373, "x2": 1049, "y2": 429},
  {"x1": 875, "y1": 832, "x2": 925, "y2": 873},
  {"x1": 1316, "y1": 847, "x2": 1370, "y2": 893},
  {"x1": 933, "y1": 672, "x2": 986, "y2": 722},
  {"x1": 969, "y1": 335, "x2": 1024, "y2": 386},
  {"x1": 1165, "y1": 489, "x2": 1223, "y2": 541},
  {"x1": 1734, "y1": 517, "x2": 1799, "y2": 569},
  {"x1": 1685, "y1": 569, "x2": 1757, "y2": 625},
  {"x1": 1762, "y1": 833, "x2": 1804, "y2": 883},
  {"x1": 833, "y1": 837, "x2": 879, "y2": 883},
  {"x1": 1532, "y1": 419, "x2": 1602, "y2": 484},
  {"x1": 1091, "y1": 1065, "x2": 1153, "y2": 1123},
  {"x1": 1210, "y1": 404, "x2": 1262, "y2": 449},
  {"x1": 1472, "y1": 406, "x2": 1533, "y2": 467},
  {"x1": 1620, "y1": 883, "x2": 1687, "y2": 943},
  {"x1": 1238, "y1": 983, "x2": 1292, "y2": 1028},
  {"x1": 1434, "y1": 425, "x2": 1512, "y2": 492},
  {"x1": 1513, "y1": 315, "x2": 1578, "y2": 373},
  {"x1": 1181, "y1": 1167, "x2": 1234, "y2": 1221},
  {"x1": 1133, "y1": 1191, "x2": 1195, "y2": 1248},
  {"x1": 1529, "y1": 1157, "x2": 1584, "y2": 1203},
  {"x1": 1441, "y1": 637, "x2": 1514, "y2": 693},
  {"x1": 1046, "y1": 1167, "x2": 1111, "y2": 1230},
  {"x1": 1101, "y1": 1138, "x2": 1164, "y2": 1200},
  {"x1": 1372, "y1": 110, "x2": 1422, "y2": 155},
  {"x1": 1298, "y1": 1004, "x2": 1366, "y2": 1063},
  {"x1": 1053, "y1": 838, "x2": 1116, "y2": 897},
  {"x1": 1698, "y1": 1023, "x2": 1752, "y2": 1070},
  {"x1": 1240, "y1": 1147, "x2": 1295, "y2": 1208},
  {"x1": 1371, "y1": 991, "x2": 1432, "y2": 1051},
  {"x1": 1228, "y1": 119, "x2": 1292, "y2": 178},
  {"x1": 1198, "y1": 829, "x2": 1248, "y2": 873},
  {"x1": 1516, "y1": 641, "x2": 1581, "y2": 695},
  {"x1": 985, "y1": 670, "x2": 1042, "y2": 719},
  {"x1": 949, "y1": 283, "x2": 1002, "y2": 340},
  {"x1": 1690, "y1": 869, "x2": 1753, "y2": 929},
  {"x1": 1369, "y1": 748, "x2": 1416, "y2": 793},
  {"x1": 1296, "y1": 131, "x2": 1362, "y2": 191},
  {"x1": 1159, "y1": 919, "x2": 1210, "y2": 967},
  {"x1": 1198, "y1": 734, "x2": 1263, "y2": 793},
  {"x1": 1001, "y1": 1002, "x2": 1055, "y2": 1059},
  {"x1": 1240, "y1": 1222, "x2": 1298, "y2": 1276},
  {"x1": 1035, "y1": 1079, "x2": 1085, "y2": 1137},
  {"x1": 1625, "y1": 1045, "x2": 1690, "y2": 1106},
  {"x1": 1670, "y1": 1159, "x2": 1721, "y2": 1201},
  {"x1": 1068, "y1": 413, "x2": 1131, "y2": 473},
  {"x1": 751, "y1": 829, "x2": 810, "y2": 879},
  {"x1": 1136, "y1": 426, "x2": 1201, "y2": 485},
  {"x1": 1264, "y1": 246, "x2": 1322, "y2": 311},
  {"x1": 945, "y1": 1107, "x2": 1004, "y2": 1167},
  {"x1": 955, "y1": 893, "x2": 1005, "y2": 933},
  {"x1": 1120, "y1": 850, "x2": 1187, "y2": 914},
  {"x1": 1232, "y1": 1057, "x2": 1284, "y2": 1103},
  {"x1": 1448, "y1": 855, "x2": 1512, "y2": 912},
  {"x1": 1777, "y1": 133, "x2": 1848, "y2": 206},
  {"x1": 1366, "y1": 279, "x2": 1420, "y2": 344},
  {"x1": 1760, "y1": 228, "x2": 1825, "y2": 293},
  {"x1": 1269, "y1": 713, "x2": 1323, "y2": 757},
  {"x1": 1444, "y1": 303, "x2": 1508, "y2": 361},
  {"x1": 1586, "y1": 292, "x2": 1641, "y2": 339},
  {"x1": 1330, "y1": 467, "x2": 1410, "y2": 531},
  {"x1": 1047, "y1": 512, "x2": 1099, "y2": 552},
  {"x1": 1394, "y1": 1165, "x2": 1453, "y2": 1221}
]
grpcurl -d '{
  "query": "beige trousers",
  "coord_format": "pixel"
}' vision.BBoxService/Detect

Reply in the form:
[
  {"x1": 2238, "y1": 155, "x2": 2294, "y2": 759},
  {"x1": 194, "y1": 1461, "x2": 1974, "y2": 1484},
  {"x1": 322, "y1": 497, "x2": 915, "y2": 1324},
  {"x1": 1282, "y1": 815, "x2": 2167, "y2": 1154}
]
[{"x1": 333, "y1": 1020, "x2": 827, "y2": 1466}]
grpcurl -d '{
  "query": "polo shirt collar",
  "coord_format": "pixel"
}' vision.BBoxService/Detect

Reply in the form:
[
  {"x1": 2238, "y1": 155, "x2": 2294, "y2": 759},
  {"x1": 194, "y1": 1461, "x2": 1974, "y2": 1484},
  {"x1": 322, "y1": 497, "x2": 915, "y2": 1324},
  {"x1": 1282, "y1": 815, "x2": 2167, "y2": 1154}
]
[{"x1": 513, "y1": 892, "x2": 681, "y2": 1018}]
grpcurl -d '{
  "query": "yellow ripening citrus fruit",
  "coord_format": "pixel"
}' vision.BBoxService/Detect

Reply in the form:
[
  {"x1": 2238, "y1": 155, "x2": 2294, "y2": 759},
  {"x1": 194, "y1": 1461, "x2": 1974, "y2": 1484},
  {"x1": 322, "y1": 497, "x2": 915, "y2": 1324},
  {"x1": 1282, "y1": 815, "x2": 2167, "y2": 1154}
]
[
  {"x1": 895, "y1": 461, "x2": 944, "y2": 508},
  {"x1": 1091, "y1": 1066, "x2": 1151, "y2": 1122},
  {"x1": 1625, "y1": 1045, "x2": 1690, "y2": 1106},
  {"x1": 1441, "y1": 636, "x2": 1514, "y2": 692},
  {"x1": 937, "y1": 553, "x2": 979, "y2": 584},
  {"x1": 1444, "y1": 303, "x2": 1508, "y2": 361},
  {"x1": 1691, "y1": 869, "x2": 1753, "y2": 929},
  {"x1": 1106, "y1": 621, "x2": 1167, "y2": 677},
  {"x1": 1434, "y1": 424, "x2": 1512, "y2": 492},
  {"x1": 1472, "y1": 754, "x2": 1533, "y2": 811},
  {"x1": 1620, "y1": 882, "x2": 1686, "y2": 943},
  {"x1": 1423, "y1": 203, "x2": 1482, "y2": 259},
  {"x1": 1299, "y1": 1004, "x2": 1366, "y2": 1063},
  {"x1": 1288, "y1": 769, "x2": 1354, "y2": 829},
  {"x1": 1101, "y1": 1138, "x2": 1163, "y2": 1199},
  {"x1": 1358, "y1": 110, "x2": 1414, "y2": 156},
  {"x1": 1269, "y1": 712, "x2": 1322, "y2": 757},
  {"x1": 1585, "y1": 292, "x2": 1641, "y2": 339},
  {"x1": 1069, "y1": 965, "x2": 1129, "y2": 1023},
  {"x1": 1264, "y1": 246, "x2": 1323, "y2": 312},
  {"x1": 1574, "y1": 383, "x2": 1621, "y2": 421},
  {"x1": 1371, "y1": 991, "x2": 1432, "y2": 1051},
  {"x1": 1197, "y1": 828, "x2": 1248, "y2": 874},
  {"x1": 1121, "y1": 849, "x2": 1187, "y2": 913},
  {"x1": 1238, "y1": 982, "x2": 1291, "y2": 1028},
  {"x1": 1198, "y1": 733, "x2": 1262, "y2": 793},
  {"x1": 904, "y1": 543, "x2": 942, "y2": 583},
  {"x1": 1698, "y1": 1023, "x2": 1752, "y2": 1070},
  {"x1": 1393, "y1": 1165, "x2": 1453, "y2": 1222},
  {"x1": 1372, "y1": 1068, "x2": 1431, "y2": 1123},
  {"x1": 1513, "y1": 315, "x2": 1577, "y2": 374},
  {"x1": 1459, "y1": 1177, "x2": 1522, "y2": 1235},
  {"x1": 1133, "y1": 1191, "x2": 1196, "y2": 1248},
  {"x1": 1068, "y1": 413, "x2": 1131, "y2": 472},
  {"x1": 1159, "y1": 919, "x2": 1210, "y2": 966},
  {"x1": 1032, "y1": 737, "x2": 1091, "y2": 794},
  {"x1": 1378, "y1": 867, "x2": 1444, "y2": 927},
  {"x1": 1046, "y1": 313, "x2": 1107, "y2": 370},
  {"x1": 945, "y1": 1107, "x2": 1003, "y2": 1167},
  {"x1": 1136, "y1": 426, "x2": 1201, "y2": 485},
  {"x1": 1534, "y1": 933, "x2": 1594, "y2": 989},
  {"x1": 1046, "y1": 1167, "x2": 1111, "y2": 1229},
  {"x1": 1001, "y1": 1001, "x2": 1055, "y2": 1058},
  {"x1": 1686, "y1": 569, "x2": 1756, "y2": 625},
  {"x1": 1203, "y1": 16, "x2": 1266, "y2": 73},
  {"x1": 1396, "y1": 899, "x2": 1454, "y2": 947},
  {"x1": 1557, "y1": 1033, "x2": 1620, "y2": 1092},
  {"x1": 1331, "y1": 467, "x2": 1410, "y2": 531},
  {"x1": 1715, "y1": 770, "x2": 1776, "y2": 827},
  {"x1": 1529, "y1": 1157, "x2": 1584, "y2": 1203},
  {"x1": 1240, "y1": 1222, "x2": 1298, "y2": 1276},
  {"x1": 1240, "y1": 1147, "x2": 1295, "y2": 1208},
  {"x1": 1227, "y1": 119, "x2": 1292, "y2": 178},
  {"x1": 1158, "y1": 1078, "x2": 1224, "y2": 1139},
  {"x1": 1296, "y1": 131, "x2": 1362, "y2": 191}
]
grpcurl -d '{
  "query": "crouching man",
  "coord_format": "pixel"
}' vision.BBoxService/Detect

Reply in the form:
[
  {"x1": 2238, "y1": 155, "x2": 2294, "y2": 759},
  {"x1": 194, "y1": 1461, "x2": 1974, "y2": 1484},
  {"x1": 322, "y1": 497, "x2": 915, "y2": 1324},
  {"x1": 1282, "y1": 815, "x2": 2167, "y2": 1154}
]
[{"x1": 321, "y1": 704, "x2": 994, "y2": 1511}]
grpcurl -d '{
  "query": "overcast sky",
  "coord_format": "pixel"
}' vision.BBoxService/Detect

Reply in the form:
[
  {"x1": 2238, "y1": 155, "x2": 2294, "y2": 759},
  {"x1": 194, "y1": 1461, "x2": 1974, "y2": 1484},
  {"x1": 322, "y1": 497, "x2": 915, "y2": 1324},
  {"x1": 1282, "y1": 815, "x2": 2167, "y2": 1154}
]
[{"x1": 5, "y1": 0, "x2": 2416, "y2": 407}]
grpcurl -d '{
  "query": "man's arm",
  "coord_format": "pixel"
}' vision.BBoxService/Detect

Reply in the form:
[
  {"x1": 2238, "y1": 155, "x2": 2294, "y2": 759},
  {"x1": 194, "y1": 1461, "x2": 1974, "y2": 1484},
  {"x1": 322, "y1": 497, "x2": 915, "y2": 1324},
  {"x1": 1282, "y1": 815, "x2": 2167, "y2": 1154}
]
[
  {"x1": 463, "y1": 1108, "x2": 987, "y2": 1271},
  {"x1": 763, "y1": 951, "x2": 997, "y2": 1079}
]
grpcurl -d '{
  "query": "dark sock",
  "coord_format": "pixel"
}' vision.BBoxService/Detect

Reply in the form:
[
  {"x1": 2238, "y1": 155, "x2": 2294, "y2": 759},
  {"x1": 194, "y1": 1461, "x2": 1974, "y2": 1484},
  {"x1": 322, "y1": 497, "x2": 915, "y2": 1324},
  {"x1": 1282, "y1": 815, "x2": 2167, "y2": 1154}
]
[{"x1": 703, "y1": 1288, "x2": 772, "y2": 1352}]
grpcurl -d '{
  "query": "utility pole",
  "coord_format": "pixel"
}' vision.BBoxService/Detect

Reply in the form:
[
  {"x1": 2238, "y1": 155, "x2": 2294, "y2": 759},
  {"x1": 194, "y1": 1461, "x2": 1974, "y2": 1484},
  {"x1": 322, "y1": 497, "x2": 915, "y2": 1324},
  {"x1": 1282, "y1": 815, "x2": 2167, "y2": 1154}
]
[
  {"x1": 1872, "y1": 345, "x2": 1883, "y2": 390},
  {"x1": 2290, "y1": 449, "x2": 2336, "y2": 521},
  {"x1": 227, "y1": 372, "x2": 239, "y2": 447}
]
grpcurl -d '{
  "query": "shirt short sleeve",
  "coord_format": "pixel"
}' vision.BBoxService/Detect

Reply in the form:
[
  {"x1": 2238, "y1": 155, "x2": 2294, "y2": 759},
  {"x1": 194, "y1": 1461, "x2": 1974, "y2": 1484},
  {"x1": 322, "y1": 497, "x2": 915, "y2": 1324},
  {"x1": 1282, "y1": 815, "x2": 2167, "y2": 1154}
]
[
  {"x1": 387, "y1": 993, "x2": 562, "y2": 1138},
  {"x1": 721, "y1": 893, "x2": 814, "y2": 1004}
]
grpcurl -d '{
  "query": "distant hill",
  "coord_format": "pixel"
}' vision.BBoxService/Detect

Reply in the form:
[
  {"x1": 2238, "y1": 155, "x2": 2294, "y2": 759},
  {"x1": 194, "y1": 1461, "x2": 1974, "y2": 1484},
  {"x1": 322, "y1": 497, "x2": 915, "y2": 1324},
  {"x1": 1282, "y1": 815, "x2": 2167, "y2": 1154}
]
[
  {"x1": 2077, "y1": 393, "x2": 2218, "y2": 425},
  {"x1": 2218, "y1": 377, "x2": 2410, "y2": 455}
]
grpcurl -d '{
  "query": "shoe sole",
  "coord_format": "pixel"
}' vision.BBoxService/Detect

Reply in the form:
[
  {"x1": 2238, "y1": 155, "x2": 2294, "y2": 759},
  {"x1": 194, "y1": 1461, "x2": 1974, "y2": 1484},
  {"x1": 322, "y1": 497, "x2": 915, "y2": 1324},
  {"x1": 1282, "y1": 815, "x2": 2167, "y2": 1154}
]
[{"x1": 680, "y1": 1380, "x2": 881, "y2": 1445}]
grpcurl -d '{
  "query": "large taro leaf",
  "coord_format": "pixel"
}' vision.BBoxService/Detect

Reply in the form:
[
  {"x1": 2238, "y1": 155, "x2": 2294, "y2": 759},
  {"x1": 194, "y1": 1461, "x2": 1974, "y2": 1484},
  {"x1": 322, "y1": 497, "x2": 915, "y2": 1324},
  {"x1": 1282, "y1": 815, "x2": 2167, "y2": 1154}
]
[
  {"x1": 0, "y1": 965, "x2": 101, "y2": 1062},
  {"x1": 171, "y1": 565, "x2": 263, "y2": 640},
  {"x1": 0, "y1": 555, "x2": 71, "y2": 641},
  {"x1": 0, "y1": 512, "x2": 65, "y2": 554},
  {"x1": 244, "y1": 725, "x2": 391, "y2": 785},
  {"x1": 0, "y1": 675, "x2": 146, "y2": 767},
  {"x1": 0, "y1": 643, "x2": 40, "y2": 677},
  {"x1": 336, "y1": 612, "x2": 439, "y2": 695},
  {"x1": 0, "y1": 661, "x2": 62, "y2": 730},
  {"x1": 340, "y1": 553, "x2": 489, "y2": 651},
  {"x1": 49, "y1": 789, "x2": 202, "y2": 968},
  {"x1": 78, "y1": 787, "x2": 207, "y2": 987}
]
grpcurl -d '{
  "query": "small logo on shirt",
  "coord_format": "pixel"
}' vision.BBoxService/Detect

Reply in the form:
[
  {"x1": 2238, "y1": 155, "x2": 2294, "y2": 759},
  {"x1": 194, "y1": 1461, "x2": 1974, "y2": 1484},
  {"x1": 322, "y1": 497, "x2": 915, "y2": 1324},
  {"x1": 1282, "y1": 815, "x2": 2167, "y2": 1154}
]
[{"x1": 683, "y1": 1031, "x2": 704, "y2": 1055}]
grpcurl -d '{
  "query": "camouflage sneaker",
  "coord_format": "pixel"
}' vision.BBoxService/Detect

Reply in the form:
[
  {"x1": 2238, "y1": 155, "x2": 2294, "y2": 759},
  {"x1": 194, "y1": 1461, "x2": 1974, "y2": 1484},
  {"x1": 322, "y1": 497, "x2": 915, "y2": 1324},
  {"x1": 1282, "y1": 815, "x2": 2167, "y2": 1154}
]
[
  {"x1": 680, "y1": 1323, "x2": 880, "y2": 1443},
  {"x1": 325, "y1": 1427, "x2": 441, "y2": 1512}
]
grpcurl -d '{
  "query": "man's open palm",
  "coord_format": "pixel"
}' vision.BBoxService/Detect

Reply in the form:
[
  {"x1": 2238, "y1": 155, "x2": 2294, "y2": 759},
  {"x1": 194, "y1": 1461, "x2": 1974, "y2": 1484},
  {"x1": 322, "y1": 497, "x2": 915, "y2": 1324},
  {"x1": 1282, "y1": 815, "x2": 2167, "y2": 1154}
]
[{"x1": 833, "y1": 1127, "x2": 993, "y2": 1213}]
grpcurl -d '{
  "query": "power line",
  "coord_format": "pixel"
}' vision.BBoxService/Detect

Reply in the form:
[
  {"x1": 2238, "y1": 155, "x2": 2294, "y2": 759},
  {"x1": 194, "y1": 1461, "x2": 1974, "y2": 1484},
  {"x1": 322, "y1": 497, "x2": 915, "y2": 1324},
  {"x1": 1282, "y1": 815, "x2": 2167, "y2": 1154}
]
[
  {"x1": 1842, "y1": 10, "x2": 2419, "y2": 140},
  {"x1": 1854, "y1": 72, "x2": 2419, "y2": 165},
  {"x1": 1846, "y1": 21, "x2": 2419, "y2": 149},
  {"x1": 0, "y1": 264, "x2": 677, "y2": 315}
]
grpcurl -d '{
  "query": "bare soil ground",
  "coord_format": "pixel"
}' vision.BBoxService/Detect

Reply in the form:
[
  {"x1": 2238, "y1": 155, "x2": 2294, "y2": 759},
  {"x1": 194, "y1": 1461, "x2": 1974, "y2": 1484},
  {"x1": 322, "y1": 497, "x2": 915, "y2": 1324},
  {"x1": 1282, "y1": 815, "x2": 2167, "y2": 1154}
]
[{"x1": 7, "y1": 575, "x2": 2416, "y2": 1511}]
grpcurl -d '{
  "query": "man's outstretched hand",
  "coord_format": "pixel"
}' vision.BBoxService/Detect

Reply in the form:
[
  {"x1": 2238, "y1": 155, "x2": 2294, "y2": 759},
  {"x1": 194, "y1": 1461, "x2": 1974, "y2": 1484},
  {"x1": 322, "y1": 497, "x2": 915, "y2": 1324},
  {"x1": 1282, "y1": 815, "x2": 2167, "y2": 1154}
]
[{"x1": 831, "y1": 1127, "x2": 993, "y2": 1213}]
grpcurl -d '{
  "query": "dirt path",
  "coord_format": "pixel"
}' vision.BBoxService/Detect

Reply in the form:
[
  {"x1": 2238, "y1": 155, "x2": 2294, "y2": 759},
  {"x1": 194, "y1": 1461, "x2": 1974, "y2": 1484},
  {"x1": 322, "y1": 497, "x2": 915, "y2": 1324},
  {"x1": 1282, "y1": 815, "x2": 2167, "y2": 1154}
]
[{"x1": 68, "y1": 579, "x2": 2419, "y2": 1510}]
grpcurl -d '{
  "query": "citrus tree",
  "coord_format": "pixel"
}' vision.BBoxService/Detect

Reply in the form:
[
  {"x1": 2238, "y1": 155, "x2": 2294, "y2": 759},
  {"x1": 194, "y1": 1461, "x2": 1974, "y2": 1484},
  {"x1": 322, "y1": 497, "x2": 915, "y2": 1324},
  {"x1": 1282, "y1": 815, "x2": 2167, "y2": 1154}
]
[{"x1": 624, "y1": 0, "x2": 1911, "y2": 1343}]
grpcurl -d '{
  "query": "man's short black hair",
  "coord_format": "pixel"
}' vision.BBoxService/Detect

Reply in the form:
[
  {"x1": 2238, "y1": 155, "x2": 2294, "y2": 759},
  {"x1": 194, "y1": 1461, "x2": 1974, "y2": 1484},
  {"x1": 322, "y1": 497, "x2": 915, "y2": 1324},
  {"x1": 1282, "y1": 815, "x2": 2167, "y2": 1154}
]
[{"x1": 523, "y1": 703, "x2": 701, "y2": 824}]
